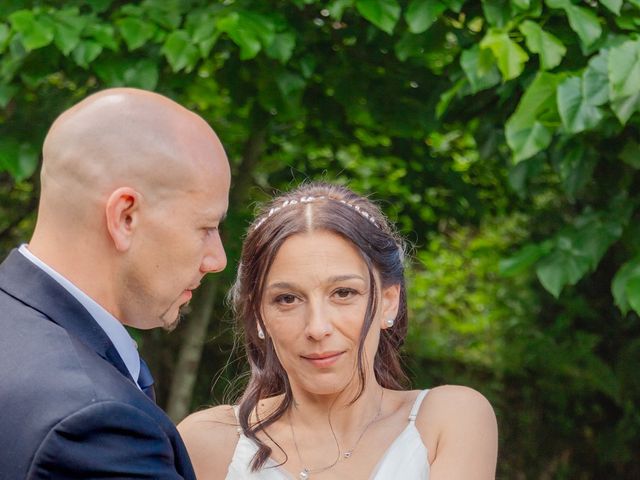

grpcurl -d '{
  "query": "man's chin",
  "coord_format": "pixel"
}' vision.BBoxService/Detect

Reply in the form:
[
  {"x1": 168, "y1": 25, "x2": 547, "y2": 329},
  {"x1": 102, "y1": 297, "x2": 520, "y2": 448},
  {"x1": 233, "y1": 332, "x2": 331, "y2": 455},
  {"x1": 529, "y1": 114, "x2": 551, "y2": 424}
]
[{"x1": 162, "y1": 304, "x2": 190, "y2": 332}]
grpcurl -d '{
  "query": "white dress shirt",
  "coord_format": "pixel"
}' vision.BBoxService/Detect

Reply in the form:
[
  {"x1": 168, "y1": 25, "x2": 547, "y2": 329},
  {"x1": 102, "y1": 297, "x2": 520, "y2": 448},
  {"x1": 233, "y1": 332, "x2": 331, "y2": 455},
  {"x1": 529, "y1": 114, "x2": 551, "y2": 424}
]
[{"x1": 18, "y1": 244, "x2": 141, "y2": 386}]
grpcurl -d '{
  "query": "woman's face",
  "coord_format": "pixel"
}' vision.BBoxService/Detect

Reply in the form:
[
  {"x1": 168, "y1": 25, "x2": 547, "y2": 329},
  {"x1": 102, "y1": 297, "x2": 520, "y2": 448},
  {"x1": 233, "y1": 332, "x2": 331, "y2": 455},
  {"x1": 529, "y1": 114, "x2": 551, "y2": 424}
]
[{"x1": 260, "y1": 230, "x2": 399, "y2": 396}]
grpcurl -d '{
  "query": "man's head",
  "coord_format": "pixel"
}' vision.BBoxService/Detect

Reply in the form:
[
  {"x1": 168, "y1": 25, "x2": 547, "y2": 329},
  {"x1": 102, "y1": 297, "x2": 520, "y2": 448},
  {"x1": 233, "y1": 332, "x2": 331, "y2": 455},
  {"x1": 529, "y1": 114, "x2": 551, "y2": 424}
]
[{"x1": 30, "y1": 88, "x2": 230, "y2": 330}]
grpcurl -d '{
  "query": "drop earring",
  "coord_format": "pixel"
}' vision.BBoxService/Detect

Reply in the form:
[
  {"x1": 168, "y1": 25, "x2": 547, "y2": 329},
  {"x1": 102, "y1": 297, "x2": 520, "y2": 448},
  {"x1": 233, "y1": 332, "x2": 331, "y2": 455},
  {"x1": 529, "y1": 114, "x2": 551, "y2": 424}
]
[
  {"x1": 385, "y1": 318, "x2": 395, "y2": 328},
  {"x1": 257, "y1": 326, "x2": 265, "y2": 340}
]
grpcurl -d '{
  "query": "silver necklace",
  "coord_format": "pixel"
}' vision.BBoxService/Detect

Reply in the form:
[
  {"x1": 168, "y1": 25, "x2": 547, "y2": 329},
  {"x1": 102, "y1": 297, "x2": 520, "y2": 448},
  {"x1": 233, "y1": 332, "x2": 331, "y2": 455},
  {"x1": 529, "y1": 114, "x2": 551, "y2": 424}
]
[{"x1": 289, "y1": 390, "x2": 385, "y2": 479}]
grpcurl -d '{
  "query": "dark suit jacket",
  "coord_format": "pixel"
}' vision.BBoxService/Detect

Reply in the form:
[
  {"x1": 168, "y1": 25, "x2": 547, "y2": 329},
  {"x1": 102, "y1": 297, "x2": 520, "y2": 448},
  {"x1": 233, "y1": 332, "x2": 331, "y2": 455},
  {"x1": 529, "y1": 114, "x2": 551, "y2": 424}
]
[{"x1": 0, "y1": 250, "x2": 196, "y2": 479}]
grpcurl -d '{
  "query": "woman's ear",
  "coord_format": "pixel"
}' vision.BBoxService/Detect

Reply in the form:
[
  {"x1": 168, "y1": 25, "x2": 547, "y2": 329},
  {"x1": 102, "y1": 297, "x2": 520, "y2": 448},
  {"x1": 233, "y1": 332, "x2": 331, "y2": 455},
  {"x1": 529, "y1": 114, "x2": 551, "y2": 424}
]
[
  {"x1": 380, "y1": 284, "x2": 401, "y2": 329},
  {"x1": 105, "y1": 187, "x2": 140, "y2": 252}
]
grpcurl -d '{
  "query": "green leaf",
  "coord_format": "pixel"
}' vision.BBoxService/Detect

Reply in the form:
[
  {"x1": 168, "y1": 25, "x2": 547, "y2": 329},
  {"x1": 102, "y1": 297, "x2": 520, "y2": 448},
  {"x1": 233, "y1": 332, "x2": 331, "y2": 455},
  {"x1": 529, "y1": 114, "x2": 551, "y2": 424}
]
[
  {"x1": 85, "y1": 0, "x2": 113, "y2": 13},
  {"x1": 511, "y1": 0, "x2": 530, "y2": 9},
  {"x1": 356, "y1": 0, "x2": 401, "y2": 34},
  {"x1": 536, "y1": 248, "x2": 590, "y2": 298},
  {"x1": 583, "y1": 50, "x2": 609, "y2": 106},
  {"x1": 554, "y1": 142, "x2": 596, "y2": 199},
  {"x1": 50, "y1": 9, "x2": 86, "y2": 56},
  {"x1": 0, "y1": 24, "x2": 11, "y2": 54},
  {"x1": 482, "y1": 0, "x2": 511, "y2": 28},
  {"x1": 565, "y1": 4, "x2": 602, "y2": 47},
  {"x1": 117, "y1": 17, "x2": 156, "y2": 51},
  {"x1": 599, "y1": 0, "x2": 622, "y2": 15},
  {"x1": 265, "y1": 32, "x2": 296, "y2": 63},
  {"x1": 162, "y1": 30, "x2": 200, "y2": 72},
  {"x1": 394, "y1": 31, "x2": 425, "y2": 61},
  {"x1": 519, "y1": 20, "x2": 566, "y2": 70},
  {"x1": 72, "y1": 39, "x2": 102, "y2": 68},
  {"x1": 0, "y1": 84, "x2": 17, "y2": 108},
  {"x1": 480, "y1": 30, "x2": 529, "y2": 80},
  {"x1": 9, "y1": 10, "x2": 54, "y2": 51},
  {"x1": 505, "y1": 72, "x2": 562, "y2": 162},
  {"x1": 217, "y1": 11, "x2": 275, "y2": 60},
  {"x1": 499, "y1": 242, "x2": 550, "y2": 276},
  {"x1": 619, "y1": 139, "x2": 640, "y2": 169},
  {"x1": 405, "y1": 0, "x2": 446, "y2": 34},
  {"x1": 275, "y1": 71, "x2": 306, "y2": 97},
  {"x1": 0, "y1": 139, "x2": 39, "y2": 181},
  {"x1": 557, "y1": 76, "x2": 603, "y2": 133},
  {"x1": 95, "y1": 58, "x2": 158, "y2": 90},
  {"x1": 436, "y1": 77, "x2": 465, "y2": 118},
  {"x1": 460, "y1": 44, "x2": 501, "y2": 93},
  {"x1": 539, "y1": 209, "x2": 629, "y2": 297},
  {"x1": 626, "y1": 277, "x2": 640, "y2": 315},
  {"x1": 608, "y1": 39, "x2": 640, "y2": 124},
  {"x1": 612, "y1": 257, "x2": 640, "y2": 314},
  {"x1": 86, "y1": 23, "x2": 118, "y2": 51},
  {"x1": 328, "y1": 0, "x2": 355, "y2": 20}
]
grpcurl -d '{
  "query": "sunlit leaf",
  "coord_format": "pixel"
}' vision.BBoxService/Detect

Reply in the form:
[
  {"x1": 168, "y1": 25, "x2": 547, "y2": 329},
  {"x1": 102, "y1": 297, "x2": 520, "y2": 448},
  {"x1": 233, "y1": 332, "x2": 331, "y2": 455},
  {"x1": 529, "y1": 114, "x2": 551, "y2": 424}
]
[
  {"x1": 557, "y1": 76, "x2": 603, "y2": 133},
  {"x1": 9, "y1": 10, "x2": 54, "y2": 51},
  {"x1": 460, "y1": 44, "x2": 501, "y2": 93},
  {"x1": 72, "y1": 39, "x2": 102, "y2": 67},
  {"x1": 519, "y1": 20, "x2": 566, "y2": 70},
  {"x1": 117, "y1": 17, "x2": 155, "y2": 51},
  {"x1": 356, "y1": 0, "x2": 401, "y2": 34},
  {"x1": 583, "y1": 50, "x2": 609, "y2": 106},
  {"x1": 613, "y1": 257, "x2": 640, "y2": 314},
  {"x1": 565, "y1": 4, "x2": 602, "y2": 47},
  {"x1": 599, "y1": 0, "x2": 622, "y2": 15},
  {"x1": 608, "y1": 39, "x2": 640, "y2": 124},
  {"x1": 505, "y1": 72, "x2": 562, "y2": 162},
  {"x1": 162, "y1": 30, "x2": 199, "y2": 72},
  {"x1": 405, "y1": 0, "x2": 446, "y2": 34},
  {"x1": 480, "y1": 30, "x2": 529, "y2": 80}
]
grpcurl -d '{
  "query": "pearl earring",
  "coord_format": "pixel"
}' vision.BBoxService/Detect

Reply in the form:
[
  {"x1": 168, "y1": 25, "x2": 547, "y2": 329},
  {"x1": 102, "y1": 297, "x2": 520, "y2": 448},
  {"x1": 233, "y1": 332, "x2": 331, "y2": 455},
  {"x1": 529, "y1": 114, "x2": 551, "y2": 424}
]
[
  {"x1": 257, "y1": 327, "x2": 265, "y2": 340},
  {"x1": 385, "y1": 318, "x2": 395, "y2": 328}
]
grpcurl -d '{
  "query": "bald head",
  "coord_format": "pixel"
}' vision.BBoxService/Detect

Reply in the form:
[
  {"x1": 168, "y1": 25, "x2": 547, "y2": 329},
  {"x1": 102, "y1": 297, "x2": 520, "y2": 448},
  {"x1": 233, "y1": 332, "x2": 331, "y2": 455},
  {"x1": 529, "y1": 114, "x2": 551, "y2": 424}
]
[{"x1": 41, "y1": 88, "x2": 226, "y2": 215}]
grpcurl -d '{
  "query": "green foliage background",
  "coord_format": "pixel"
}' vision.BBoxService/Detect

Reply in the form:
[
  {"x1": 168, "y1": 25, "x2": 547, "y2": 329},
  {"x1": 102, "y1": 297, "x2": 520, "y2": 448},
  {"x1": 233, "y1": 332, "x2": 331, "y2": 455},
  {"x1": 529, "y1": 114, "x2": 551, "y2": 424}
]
[{"x1": 1, "y1": 0, "x2": 639, "y2": 477}]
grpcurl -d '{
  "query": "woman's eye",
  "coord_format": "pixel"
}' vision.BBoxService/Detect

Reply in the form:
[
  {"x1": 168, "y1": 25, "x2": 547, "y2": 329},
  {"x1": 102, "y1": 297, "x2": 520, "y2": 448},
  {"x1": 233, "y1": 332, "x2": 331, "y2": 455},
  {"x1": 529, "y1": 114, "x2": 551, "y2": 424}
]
[
  {"x1": 334, "y1": 288, "x2": 356, "y2": 299},
  {"x1": 275, "y1": 294, "x2": 297, "y2": 304}
]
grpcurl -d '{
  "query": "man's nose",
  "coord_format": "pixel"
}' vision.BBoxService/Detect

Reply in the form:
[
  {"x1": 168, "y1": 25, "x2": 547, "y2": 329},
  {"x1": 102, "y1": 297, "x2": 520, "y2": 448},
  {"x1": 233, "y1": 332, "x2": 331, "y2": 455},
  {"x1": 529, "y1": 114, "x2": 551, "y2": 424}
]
[{"x1": 201, "y1": 233, "x2": 227, "y2": 274}]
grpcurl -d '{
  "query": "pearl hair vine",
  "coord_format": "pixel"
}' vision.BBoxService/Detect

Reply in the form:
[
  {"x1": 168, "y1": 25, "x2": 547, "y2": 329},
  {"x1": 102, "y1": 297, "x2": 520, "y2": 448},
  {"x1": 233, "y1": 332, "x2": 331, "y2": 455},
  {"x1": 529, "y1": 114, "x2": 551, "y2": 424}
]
[{"x1": 252, "y1": 195, "x2": 381, "y2": 230}]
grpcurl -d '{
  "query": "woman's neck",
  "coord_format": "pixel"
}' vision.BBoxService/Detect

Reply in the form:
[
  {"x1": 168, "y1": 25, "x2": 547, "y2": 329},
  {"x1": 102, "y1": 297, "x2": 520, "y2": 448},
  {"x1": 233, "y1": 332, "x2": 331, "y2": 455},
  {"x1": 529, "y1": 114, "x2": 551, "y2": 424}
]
[{"x1": 288, "y1": 383, "x2": 386, "y2": 433}]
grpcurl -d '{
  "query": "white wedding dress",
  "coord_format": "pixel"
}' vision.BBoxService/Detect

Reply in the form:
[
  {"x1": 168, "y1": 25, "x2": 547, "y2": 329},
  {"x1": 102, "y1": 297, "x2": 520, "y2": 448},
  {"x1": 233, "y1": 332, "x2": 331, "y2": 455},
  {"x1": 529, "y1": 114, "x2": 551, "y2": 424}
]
[{"x1": 225, "y1": 390, "x2": 430, "y2": 479}]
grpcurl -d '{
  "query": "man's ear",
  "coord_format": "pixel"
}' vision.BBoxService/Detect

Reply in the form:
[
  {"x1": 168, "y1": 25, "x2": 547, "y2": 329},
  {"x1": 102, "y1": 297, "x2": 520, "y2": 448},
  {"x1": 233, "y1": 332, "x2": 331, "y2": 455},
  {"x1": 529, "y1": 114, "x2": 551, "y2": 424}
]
[
  {"x1": 105, "y1": 187, "x2": 140, "y2": 252},
  {"x1": 380, "y1": 284, "x2": 401, "y2": 329}
]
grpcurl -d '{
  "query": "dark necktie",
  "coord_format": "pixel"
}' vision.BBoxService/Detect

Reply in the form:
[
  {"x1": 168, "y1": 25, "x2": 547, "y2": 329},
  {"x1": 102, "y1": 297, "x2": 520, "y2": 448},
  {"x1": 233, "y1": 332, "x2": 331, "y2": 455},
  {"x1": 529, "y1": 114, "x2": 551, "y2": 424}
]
[{"x1": 137, "y1": 357, "x2": 156, "y2": 402}]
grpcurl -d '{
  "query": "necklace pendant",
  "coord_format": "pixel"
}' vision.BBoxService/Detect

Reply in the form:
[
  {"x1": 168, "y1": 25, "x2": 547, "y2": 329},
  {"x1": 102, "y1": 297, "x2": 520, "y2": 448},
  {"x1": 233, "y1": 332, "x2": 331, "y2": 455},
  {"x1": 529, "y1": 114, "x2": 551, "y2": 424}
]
[
  {"x1": 299, "y1": 468, "x2": 310, "y2": 480},
  {"x1": 343, "y1": 451, "x2": 352, "y2": 459}
]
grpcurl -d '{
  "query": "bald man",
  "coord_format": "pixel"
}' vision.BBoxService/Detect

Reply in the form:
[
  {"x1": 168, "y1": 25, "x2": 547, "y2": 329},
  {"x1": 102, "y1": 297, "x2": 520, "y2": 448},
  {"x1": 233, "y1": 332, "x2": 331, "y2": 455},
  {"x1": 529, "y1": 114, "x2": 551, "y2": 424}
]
[{"x1": 0, "y1": 89, "x2": 229, "y2": 479}]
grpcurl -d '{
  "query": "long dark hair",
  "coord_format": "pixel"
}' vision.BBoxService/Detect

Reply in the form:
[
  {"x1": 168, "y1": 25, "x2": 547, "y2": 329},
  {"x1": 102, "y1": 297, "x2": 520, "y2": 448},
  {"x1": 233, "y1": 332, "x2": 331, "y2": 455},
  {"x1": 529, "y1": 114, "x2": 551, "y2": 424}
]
[{"x1": 230, "y1": 182, "x2": 409, "y2": 470}]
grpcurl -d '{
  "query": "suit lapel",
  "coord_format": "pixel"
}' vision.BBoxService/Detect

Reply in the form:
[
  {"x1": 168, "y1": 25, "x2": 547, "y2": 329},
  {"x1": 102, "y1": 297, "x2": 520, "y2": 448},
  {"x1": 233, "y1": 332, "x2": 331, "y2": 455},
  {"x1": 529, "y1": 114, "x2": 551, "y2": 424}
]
[{"x1": 0, "y1": 249, "x2": 133, "y2": 382}]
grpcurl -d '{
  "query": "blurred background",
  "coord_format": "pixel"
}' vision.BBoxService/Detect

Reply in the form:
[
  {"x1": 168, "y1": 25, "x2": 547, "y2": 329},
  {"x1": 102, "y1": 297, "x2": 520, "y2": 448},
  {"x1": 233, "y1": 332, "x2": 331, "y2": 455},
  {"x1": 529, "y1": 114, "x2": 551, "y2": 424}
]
[{"x1": 1, "y1": 1, "x2": 639, "y2": 478}]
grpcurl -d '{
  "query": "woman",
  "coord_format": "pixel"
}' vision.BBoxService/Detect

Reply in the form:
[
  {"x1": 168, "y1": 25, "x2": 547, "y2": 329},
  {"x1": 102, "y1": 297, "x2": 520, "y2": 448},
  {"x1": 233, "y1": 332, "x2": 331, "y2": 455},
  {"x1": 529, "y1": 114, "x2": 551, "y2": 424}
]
[{"x1": 179, "y1": 182, "x2": 498, "y2": 479}]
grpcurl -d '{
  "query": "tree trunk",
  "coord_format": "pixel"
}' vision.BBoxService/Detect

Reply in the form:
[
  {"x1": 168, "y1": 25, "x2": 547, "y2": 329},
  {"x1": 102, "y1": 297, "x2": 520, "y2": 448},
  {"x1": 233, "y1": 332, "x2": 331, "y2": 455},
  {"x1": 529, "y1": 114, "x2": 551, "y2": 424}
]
[
  {"x1": 165, "y1": 119, "x2": 267, "y2": 422},
  {"x1": 165, "y1": 278, "x2": 219, "y2": 422}
]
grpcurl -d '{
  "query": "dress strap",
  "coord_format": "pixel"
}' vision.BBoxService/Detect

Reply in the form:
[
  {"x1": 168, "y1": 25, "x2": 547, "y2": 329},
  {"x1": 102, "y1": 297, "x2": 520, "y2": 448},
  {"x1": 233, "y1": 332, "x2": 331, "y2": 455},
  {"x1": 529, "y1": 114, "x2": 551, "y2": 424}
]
[{"x1": 408, "y1": 389, "x2": 429, "y2": 423}]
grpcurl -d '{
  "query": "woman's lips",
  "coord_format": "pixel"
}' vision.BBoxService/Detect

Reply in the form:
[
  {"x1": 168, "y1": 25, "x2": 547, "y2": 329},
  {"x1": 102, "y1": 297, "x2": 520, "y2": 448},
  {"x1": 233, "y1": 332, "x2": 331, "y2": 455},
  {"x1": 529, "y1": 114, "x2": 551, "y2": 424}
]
[{"x1": 301, "y1": 351, "x2": 345, "y2": 368}]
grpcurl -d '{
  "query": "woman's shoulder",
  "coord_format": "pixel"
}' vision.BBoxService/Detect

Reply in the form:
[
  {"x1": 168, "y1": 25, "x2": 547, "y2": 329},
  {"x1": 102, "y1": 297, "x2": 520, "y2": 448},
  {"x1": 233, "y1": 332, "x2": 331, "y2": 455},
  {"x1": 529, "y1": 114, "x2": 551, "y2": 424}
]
[
  {"x1": 417, "y1": 385, "x2": 495, "y2": 430},
  {"x1": 178, "y1": 405, "x2": 240, "y2": 480},
  {"x1": 416, "y1": 385, "x2": 498, "y2": 478}
]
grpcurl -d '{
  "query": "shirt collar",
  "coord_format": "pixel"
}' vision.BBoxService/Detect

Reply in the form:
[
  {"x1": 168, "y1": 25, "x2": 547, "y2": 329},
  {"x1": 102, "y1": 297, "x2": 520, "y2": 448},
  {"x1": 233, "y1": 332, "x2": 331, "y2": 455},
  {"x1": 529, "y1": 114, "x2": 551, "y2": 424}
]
[{"x1": 18, "y1": 244, "x2": 141, "y2": 383}]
